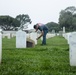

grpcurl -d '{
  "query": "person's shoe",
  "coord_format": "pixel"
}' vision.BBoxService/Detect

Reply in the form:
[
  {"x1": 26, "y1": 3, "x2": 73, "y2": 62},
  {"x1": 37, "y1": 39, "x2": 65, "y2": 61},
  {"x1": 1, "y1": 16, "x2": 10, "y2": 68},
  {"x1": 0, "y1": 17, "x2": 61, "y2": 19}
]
[
  {"x1": 40, "y1": 44, "x2": 46, "y2": 46},
  {"x1": 40, "y1": 44, "x2": 43, "y2": 46}
]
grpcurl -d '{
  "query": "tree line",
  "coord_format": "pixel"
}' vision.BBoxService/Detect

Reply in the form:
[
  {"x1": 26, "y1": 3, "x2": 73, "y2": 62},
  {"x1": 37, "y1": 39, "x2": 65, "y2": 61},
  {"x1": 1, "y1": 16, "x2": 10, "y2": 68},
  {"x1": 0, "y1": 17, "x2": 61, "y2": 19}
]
[
  {"x1": 0, "y1": 6, "x2": 76, "y2": 32},
  {"x1": 0, "y1": 14, "x2": 32, "y2": 31},
  {"x1": 46, "y1": 6, "x2": 76, "y2": 32}
]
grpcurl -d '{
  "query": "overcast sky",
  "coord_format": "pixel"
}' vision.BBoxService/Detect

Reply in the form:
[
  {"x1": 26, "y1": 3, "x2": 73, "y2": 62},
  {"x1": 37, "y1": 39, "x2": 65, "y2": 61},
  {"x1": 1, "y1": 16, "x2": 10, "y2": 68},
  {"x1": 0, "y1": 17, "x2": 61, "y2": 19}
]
[{"x1": 0, "y1": 0, "x2": 76, "y2": 28}]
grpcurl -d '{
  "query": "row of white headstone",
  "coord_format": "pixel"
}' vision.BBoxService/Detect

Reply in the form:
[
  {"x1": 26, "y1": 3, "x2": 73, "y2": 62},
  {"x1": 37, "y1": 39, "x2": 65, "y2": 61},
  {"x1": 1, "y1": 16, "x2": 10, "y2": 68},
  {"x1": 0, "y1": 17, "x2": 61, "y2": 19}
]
[
  {"x1": 16, "y1": 30, "x2": 37, "y2": 48},
  {"x1": 2, "y1": 33, "x2": 15, "y2": 39},
  {"x1": 0, "y1": 30, "x2": 38, "y2": 64},
  {"x1": 0, "y1": 30, "x2": 56, "y2": 64},
  {"x1": 63, "y1": 32, "x2": 76, "y2": 66},
  {"x1": 2, "y1": 30, "x2": 56, "y2": 48}
]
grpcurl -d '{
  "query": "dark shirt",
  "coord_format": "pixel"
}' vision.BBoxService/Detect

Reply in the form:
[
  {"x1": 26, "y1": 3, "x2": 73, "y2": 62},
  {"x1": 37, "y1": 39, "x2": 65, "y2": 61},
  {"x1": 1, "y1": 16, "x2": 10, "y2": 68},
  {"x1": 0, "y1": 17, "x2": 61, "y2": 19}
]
[{"x1": 38, "y1": 24, "x2": 48, "y2": 32}]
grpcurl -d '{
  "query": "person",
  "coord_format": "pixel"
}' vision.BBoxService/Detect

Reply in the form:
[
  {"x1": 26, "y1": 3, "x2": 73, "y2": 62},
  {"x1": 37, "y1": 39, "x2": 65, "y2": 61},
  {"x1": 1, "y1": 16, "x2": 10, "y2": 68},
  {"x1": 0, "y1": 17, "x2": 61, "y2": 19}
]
[{"x1": 33, "y1": 23, "x2": 48, "y2": 45}]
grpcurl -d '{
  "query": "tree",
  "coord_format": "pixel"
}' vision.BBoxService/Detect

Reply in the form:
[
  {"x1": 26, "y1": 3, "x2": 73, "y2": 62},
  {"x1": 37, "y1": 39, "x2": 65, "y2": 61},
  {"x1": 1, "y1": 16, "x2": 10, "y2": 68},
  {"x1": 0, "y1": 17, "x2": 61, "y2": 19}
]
[
  {"x1": 59, "y1": 6, "x2": 76, "y2": 32},
  {"x1": 65, "y1": 6, "x2": 76, "y2": 14},
  {"x1": 16, "y1": 14, "x2": 32, "y2": 30},
  {"x1": 72, "y1": 14, "x2": 76, "y2": 30},
  {"x1": 46, "y1": 22, "x2": 59, "y2": 32},
  {"x1": 59, "y1": 10, "x2": 73, "y2": 31},
  {"x1": 0, "y1": 16, "x2": 20, "y2": 30}
]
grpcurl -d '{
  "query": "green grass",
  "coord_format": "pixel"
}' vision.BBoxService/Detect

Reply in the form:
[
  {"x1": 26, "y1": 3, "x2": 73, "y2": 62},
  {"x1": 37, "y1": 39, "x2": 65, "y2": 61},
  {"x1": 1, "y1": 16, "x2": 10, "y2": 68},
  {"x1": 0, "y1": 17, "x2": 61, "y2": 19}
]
[{"x1": 0, "y1": 36, "x2": 76, "y2": 75}]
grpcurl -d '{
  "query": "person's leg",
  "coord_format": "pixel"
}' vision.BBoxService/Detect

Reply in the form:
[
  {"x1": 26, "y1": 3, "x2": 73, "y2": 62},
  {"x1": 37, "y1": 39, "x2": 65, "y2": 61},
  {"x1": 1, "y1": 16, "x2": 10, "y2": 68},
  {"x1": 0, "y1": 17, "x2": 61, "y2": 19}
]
[
  {"x1": 42, "y1": 35, "x2": 46, "y2": 45},
  {"x1": 42, "y1": 31, "x2": 47, "y2": 45}
]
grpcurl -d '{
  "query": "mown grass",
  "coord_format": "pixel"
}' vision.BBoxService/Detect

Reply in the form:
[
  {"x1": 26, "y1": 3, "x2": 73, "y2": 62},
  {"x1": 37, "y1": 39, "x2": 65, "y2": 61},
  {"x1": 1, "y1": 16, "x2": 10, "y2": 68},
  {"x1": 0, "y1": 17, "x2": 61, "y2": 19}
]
[{"x1": 0, "y1": 36, "x2": 76, "y2": 75}]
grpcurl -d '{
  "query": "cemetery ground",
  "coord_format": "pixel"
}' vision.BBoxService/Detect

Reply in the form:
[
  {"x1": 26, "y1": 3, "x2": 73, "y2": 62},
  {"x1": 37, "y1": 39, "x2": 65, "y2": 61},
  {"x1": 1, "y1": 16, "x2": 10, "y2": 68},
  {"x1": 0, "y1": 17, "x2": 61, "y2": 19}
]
[{"x1": 0, "y1": 36, "x2": 76, "y2": 75}]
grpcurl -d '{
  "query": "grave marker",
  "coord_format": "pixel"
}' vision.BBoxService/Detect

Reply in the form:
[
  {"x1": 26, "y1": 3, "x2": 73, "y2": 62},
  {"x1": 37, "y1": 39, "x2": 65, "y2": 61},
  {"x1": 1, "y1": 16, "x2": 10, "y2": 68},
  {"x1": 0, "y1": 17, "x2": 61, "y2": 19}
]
[
  {"x1": 30, "y1": 32, "x2": 37, "y2": 45},
  {"x1": 69, "y1": 32, "x2": 76, "y2": 66},
  {"x1": 63, "y1": 27, "x2": 65, "y2": 33},
  {"x1": 0, "y1": 32, "x2": 2, "y2": 64},
  {"x1": 59, "y1": 31, "x2": 63, "y2": 36},
  {"x1": 16, "y1": 30, "x2": 26, "y2": 48}
]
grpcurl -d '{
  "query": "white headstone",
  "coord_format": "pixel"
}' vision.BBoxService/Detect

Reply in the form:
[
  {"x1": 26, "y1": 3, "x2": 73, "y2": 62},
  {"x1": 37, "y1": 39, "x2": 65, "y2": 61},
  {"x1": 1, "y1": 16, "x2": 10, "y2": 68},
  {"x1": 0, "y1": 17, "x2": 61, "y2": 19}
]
[
  {"x1": 0, "y1": 33, "x2": 2, "y2": 64},
  {"x1": 8, "y1": 33, "x2": 11, "y2": 39},
  {"x1": 30, "y1": 32, "x2": 37, "y2": 45},
  {"x1": 16, "y1": 30, "x2": 26, "y2": 48},
  {"x1": 69, "y1": 32, "x2": 76, "y2": 66},
  {"x1": 67, "y1": 33, "x2": 71, "y2": 44},
  {"x1": 52, "y1": 30, "x2": 55, "y2": 34},
  {"x1": 63, "y1": 27, "x2": 65, "y2": 33},
  {"x1": 59, "y1": 31, "x2": 63, "y2": 36}
]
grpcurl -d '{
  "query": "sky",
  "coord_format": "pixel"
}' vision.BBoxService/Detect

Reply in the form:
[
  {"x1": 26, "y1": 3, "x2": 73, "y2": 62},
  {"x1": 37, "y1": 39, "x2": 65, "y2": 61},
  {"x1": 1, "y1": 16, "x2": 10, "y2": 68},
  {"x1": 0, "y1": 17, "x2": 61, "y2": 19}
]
[{"x1": 0, "y1": 0, "x2": 76, "y2": 29}]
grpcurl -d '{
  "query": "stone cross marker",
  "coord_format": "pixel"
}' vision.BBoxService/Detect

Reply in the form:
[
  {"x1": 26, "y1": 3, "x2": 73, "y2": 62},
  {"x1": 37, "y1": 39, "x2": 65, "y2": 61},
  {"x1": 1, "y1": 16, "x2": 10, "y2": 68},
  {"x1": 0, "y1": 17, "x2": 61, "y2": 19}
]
[
  {"x1": 16, "y1": 30, "x2": 26, "y2": 48},
  {"x1": 69, "y1": 32, "x2": 76, "y2": 66}
]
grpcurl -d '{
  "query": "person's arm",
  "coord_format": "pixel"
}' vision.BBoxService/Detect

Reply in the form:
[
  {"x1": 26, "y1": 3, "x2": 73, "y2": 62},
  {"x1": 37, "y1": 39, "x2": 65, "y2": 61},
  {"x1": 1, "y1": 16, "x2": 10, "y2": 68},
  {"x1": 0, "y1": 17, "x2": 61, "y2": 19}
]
[
  {"x1": 36, "y1": 31, "x2": 44, "y2": 40},
  {"x1": 35, "y1": 28, "x2": 38, "y2": 32}
]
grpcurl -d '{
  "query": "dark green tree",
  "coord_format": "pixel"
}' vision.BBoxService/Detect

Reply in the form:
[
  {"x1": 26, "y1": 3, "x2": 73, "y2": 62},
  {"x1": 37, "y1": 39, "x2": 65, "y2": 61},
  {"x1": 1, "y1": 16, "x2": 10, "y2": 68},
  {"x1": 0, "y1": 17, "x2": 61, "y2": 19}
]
[
  {"x1": 59, "y1": 6, "x2": 76, "y2": 32},
  {"x1": 0, "y1": 16, "x2": 20, "y2": 30},
  {"x1": 72, "y1": 14, "x2": 76, "y2": 30},
  {"x1": 16, "y1": 14, "x2": 32, "y2": 30},
  {"x1": 46, "y1": 22, "x2": 59, "y2": 32}
]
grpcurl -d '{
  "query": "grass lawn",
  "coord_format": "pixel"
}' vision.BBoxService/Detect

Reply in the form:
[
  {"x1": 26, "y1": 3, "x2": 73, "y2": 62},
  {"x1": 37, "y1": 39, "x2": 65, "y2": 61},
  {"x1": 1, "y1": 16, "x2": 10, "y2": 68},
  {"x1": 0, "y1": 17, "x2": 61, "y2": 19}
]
[{"x1": 0, "y1": 36, "x2": 76, "y2": 75}]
